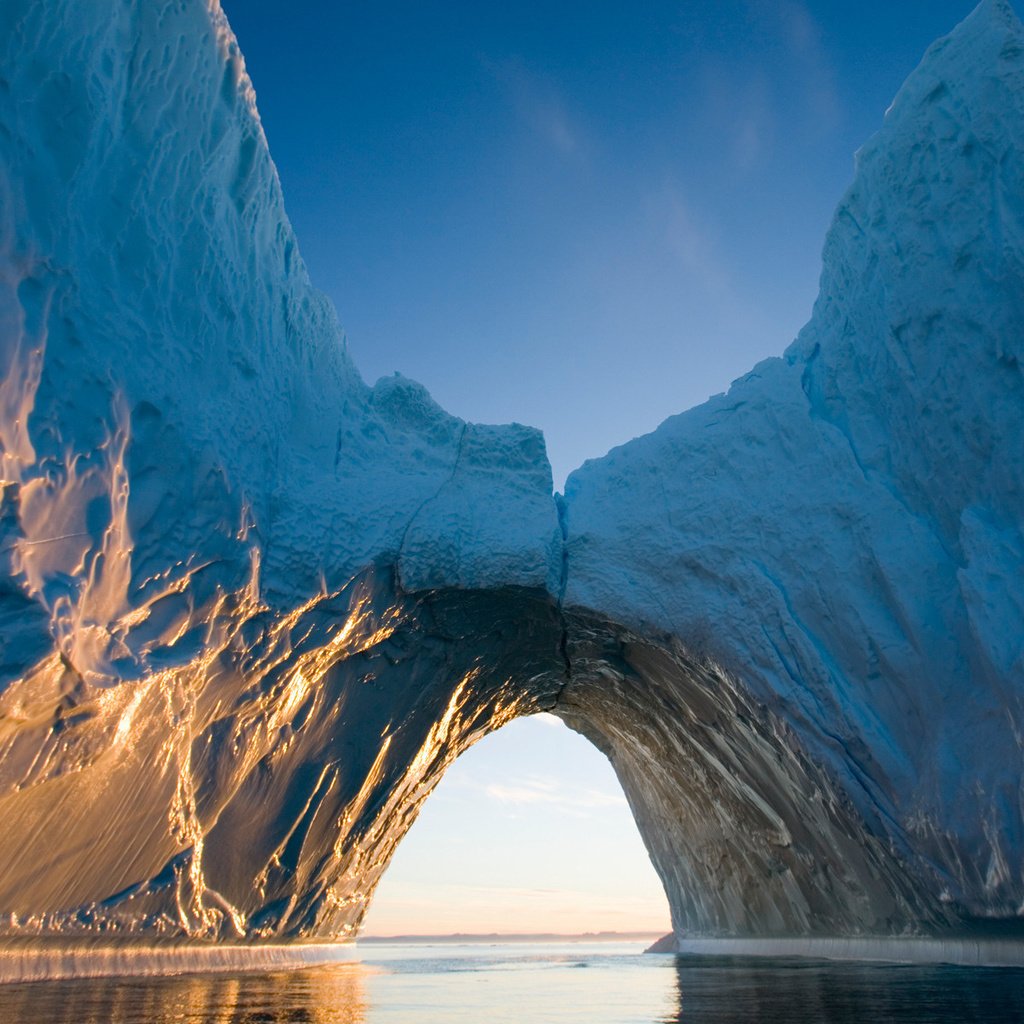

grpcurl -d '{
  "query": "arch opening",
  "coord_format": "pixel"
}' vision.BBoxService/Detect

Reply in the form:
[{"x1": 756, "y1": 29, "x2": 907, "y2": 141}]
[
  {"x1": 0, "y1": 575, "x2": 951, "y2": 947},
  {"x1": 360, "y1": 712, "x2": 671, "y2": 940}
]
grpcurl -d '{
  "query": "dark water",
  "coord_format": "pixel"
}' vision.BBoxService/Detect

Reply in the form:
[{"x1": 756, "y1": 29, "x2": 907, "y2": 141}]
[{"x1": 2, "y1": 941, "x2": 1024, "y2": 1023}]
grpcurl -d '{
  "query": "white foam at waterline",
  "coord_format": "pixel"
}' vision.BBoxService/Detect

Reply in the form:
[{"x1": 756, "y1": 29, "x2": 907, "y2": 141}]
[{"x1": 0, "y1": 942, "x2": 357, "y2": 984}]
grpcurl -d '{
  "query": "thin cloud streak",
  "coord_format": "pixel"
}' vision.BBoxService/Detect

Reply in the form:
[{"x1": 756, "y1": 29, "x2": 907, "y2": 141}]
[
  {"x1": 775, "y1": 0, "x2": 841, "y2": 130},
  {"x1": 750, "y1": 0, "x2": 841, "y2": 134},
  {"x1": 485, "y1": 778, "x2": 628, "y2": 809},
  {"x1": 479, "y1": 54, "x2": 584, "y2": 156}
]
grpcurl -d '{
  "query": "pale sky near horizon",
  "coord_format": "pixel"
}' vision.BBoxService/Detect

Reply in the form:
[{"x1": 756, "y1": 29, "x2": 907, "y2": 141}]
[
  {"x1": 360, "y1": 714, "x2": 670, "y2": 937},
  {"x1": 223, "y1": 0, "x2": 985, "y2": 935}
]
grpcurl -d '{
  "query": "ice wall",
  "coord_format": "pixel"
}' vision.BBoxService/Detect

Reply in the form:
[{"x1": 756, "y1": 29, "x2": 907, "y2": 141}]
[{"x1": 0, "y1": 0, "x2": 1021, "y2": 951}]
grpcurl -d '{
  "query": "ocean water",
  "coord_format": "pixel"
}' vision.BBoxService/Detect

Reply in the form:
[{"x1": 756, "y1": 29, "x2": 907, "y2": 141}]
[{"x1": 3, "y1": 941, "x2": 1024, "y2": 1023}]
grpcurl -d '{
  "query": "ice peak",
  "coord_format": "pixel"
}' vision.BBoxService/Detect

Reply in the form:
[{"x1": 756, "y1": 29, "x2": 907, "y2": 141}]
[
  {"x1": 895, "y1": 0, "x2": 1019, "y2": 93},
  {"x1": 968, "y1": 0, "x2": 1020, "y2": 31},
  {"x1": 909, "y1": 0, "x2": 1024, "y2": 85}
]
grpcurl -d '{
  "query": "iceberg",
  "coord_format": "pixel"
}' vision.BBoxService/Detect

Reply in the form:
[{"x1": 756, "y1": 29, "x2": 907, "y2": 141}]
[{"x1": 0, "y1": 0, "x2": 1020, "y2": 961}]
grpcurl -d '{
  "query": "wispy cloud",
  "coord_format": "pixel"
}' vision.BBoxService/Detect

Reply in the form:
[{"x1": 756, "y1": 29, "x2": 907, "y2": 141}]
[
  {"x1": 685, "y1": 1, "x2": 840, "y2": 174},
  {"x1": 749, "y1": 0, "x2": 840, "y2": 132},
  {"x1": 480, "y1": 55, "x2": 583, "y2": 157},
  {"x1": 657, "y1": 184, "x2": 726, "y2": 284},
  {"x1": 440, "y1": 770, "x2": 628, "y2": 814},
  {"x1": 484, "y1": 776, "x2": 627, "y2": 810},
  {"x1": 656, "y1": 180, "x2": 777, "y2": 346},
  {"x1": 693, "y1": 62, "x2": 775, "y2": 170},
  {"x1": 773, "y1": 0, "x2": 841, "y2": 129}
]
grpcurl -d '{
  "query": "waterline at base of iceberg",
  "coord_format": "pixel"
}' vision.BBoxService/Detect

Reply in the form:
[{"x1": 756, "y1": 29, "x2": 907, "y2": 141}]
[
  {"x1": 0, "y1": 940, "x2": 357, "y2": 984},
  {"x1": 664, "y1": 936, "x2": 1024, "y2": 968}
]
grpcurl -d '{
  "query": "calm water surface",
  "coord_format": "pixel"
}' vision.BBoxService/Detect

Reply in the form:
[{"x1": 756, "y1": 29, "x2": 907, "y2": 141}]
[{"x1": 3, "y1": 941, "x2": 1024, "y2": 1023}]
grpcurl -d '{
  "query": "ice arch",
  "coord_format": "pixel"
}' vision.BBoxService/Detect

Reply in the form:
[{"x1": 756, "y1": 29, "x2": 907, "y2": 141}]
[
  {"x1": 0, "y1": 574, "x2": 943, "y2": 941},
  {"x1": 0, "y1": 0, "x2": 1021, "y2": 952}
]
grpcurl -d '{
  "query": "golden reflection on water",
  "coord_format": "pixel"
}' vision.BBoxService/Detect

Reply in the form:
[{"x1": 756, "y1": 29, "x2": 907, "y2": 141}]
[{"x1": 1, "y1": 964, "x2": 367, "y2": 1024}]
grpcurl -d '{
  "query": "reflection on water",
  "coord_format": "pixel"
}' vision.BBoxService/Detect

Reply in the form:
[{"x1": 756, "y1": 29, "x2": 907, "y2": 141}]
[
  {"x1": 0, "y1": 963, "x2": 367, "y2": 1024},
  {"x1": 3, "y1": 943, "x2": 1024, "y2": 1023},
  {"x1": 359, "y1": 942, "x2": 677, "y2": 1022},
  {"x1": 670, "y1": 956, "x2": 1024, "y2": 1023}
]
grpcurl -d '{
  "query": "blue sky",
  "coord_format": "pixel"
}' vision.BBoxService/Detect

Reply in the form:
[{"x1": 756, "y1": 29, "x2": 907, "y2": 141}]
[
  {"x1": 223, "y1": 1, "x2": 985, "y2": 935},
  {"x1": 227, "y1": 0, "x2": 979, "y2": 488}
]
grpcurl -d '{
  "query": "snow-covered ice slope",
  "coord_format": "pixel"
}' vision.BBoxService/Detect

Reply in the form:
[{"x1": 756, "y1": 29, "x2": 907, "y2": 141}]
[
  {"x1": 0, "y1": 0, "x2": 560, "y2": 637},
  {"x1": 564, "y1": 0, "x2": 1024, "y2": 928},
  {"x1": 0, "y1": 0, "x2": 1021, "y2": 951}
]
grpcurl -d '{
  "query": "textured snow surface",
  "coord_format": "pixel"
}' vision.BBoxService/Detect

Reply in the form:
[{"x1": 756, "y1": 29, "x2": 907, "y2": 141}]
[{"x1": 0, "y1": 0, "x2": 1021, "y2": 950}]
